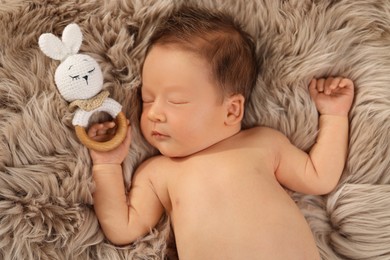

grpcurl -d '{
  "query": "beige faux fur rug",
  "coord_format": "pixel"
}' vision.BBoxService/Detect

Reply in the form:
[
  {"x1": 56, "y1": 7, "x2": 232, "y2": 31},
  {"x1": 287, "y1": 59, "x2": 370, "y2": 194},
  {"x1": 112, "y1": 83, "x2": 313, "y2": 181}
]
[{"x1": 1, "y1": 0, "x2": 389, "y2": 259}]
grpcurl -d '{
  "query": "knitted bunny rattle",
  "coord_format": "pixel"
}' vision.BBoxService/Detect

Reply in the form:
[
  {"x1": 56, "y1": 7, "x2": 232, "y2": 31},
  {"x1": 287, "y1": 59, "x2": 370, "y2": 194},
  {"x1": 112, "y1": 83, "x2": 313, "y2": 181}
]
[{"x1": 39, "y1": 24, "x2": 127, "y2": 152}]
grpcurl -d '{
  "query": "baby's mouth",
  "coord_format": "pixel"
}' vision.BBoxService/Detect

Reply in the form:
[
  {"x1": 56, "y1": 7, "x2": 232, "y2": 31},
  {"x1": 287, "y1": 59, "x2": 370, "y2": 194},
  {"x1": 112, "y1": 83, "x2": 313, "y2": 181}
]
[{"x1": 151, "y1": 130, "x2": 169, "y2": 139}]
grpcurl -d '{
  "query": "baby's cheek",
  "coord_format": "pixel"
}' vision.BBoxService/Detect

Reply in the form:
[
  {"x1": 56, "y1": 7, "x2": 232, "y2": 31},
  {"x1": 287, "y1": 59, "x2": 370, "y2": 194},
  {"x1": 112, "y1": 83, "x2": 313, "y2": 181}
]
[{"x1": 139, "y1": 115, "x2": 148, "y2": 133}]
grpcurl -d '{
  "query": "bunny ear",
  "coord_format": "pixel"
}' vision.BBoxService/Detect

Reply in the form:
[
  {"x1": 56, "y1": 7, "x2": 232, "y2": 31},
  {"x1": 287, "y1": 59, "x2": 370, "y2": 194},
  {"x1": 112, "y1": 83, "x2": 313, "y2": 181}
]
[
  {"x1": 62, "y1": 23, "x2": 83, "y2": 55},
  {"x1": 39, "y1": 33, "x2": 69, "y2": 61}
]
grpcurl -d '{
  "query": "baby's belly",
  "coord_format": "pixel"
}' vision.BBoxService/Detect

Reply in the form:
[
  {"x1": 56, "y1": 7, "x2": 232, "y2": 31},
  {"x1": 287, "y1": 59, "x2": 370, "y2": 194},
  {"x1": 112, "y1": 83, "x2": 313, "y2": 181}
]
[{"x1": 169, "y1": 169, "x2": 320, "y2": 259}]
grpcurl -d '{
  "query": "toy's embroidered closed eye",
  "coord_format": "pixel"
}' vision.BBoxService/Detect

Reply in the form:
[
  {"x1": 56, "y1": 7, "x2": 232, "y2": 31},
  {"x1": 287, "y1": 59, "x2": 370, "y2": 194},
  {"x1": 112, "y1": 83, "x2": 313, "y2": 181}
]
[
  {"x1": 69, "y1": 67, "x2": 96, "y2": 83},
  {"x1": 69, "y1": 74, "x2": 80, "y2": 80}
]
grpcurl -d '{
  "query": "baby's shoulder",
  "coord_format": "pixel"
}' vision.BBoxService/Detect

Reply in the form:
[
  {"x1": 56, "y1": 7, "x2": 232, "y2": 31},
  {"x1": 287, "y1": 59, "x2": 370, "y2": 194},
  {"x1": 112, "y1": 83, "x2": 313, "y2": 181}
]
[
  {"x1": 133, "y1": 155, "x2": 172, "y2": 188},
  {"x1": 237, "y1": 127, "x2": 291, "y2": 152},
  {"x1": 243, "y1": 126, "x2": 288, "y2": 142},
  {"x1": 137, "y1": 155, "x2": 171, "y2": 174}
]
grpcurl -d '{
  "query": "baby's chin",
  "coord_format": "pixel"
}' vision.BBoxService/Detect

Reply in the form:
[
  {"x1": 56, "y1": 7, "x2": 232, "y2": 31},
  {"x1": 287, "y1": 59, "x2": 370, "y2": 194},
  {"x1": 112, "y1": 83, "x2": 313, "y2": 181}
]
[
  {"x1": 157, "y1": 146, "x2": 204, "y2": 159},
  {"x1": 156, "y1": 138, "x2": 229, "y2": 158},
  {"x1": 158, "y1": 149, "x2": 193, "y2": 159}
]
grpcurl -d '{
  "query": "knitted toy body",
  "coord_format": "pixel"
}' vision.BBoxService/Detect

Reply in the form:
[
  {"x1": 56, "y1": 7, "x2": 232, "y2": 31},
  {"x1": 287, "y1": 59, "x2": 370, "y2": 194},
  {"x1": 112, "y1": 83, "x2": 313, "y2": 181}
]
[{"x1": 73, "y1": 97, "x2": 122, "y2": 127}]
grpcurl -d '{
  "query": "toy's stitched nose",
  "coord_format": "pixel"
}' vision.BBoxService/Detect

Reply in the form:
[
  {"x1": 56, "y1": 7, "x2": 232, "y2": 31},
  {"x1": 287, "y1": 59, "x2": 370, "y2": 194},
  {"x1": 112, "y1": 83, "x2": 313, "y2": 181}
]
[{"x1": 83, "y1": 75, "x2": 89, "y2": 84}]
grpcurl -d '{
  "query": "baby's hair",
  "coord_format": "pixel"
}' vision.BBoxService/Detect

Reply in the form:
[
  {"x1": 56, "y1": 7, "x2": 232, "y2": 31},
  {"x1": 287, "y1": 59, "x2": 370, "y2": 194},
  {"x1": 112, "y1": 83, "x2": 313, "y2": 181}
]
[{"x1": 146, "y1": 5, "x2": 258, "y2": 102}]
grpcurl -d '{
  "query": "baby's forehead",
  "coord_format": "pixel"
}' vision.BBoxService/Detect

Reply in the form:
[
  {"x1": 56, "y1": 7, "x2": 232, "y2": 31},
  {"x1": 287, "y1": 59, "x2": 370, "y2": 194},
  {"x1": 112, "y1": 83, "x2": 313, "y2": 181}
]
[
  {"x1": 145, "y1": 45, "x2": 213, "y2": 76},
  {"x1": 148, "y1": 42, "x2": 209, "y2": 62},
  {"x1": 141, "y1": 84, "x2": 186, "y2": 93}
]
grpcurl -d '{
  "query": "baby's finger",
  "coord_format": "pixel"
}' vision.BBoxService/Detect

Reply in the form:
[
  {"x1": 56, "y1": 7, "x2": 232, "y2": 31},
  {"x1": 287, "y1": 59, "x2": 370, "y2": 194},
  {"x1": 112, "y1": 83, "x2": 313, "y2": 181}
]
[
  {"x1": 101, "y1": 121, "x2": 116, "y2": 129},
  {"x1": 88, "y1": 122, "x2": 115, "y2": 137},
  {"x1": 88, "y1": 124, "x2": 101, "y2": 137},
  {"x1": 97, "y1": 128, "x2": 110, "y2": 136},
  {"x1": 324, "y1": 77, "x2": 334, "y2": 95},
  {"x1": 309, "y1": 79, "x2": 318, "y2": 97},
  {"x1": 339, "y1": 78, "x2": 354, "y2": 89},
  {"x1": 330, "y1": 77, "x2": 342, "y2": 90},
  {"x1": 98, "y1": 122, "x2": 116, "y2": 135},
  {"x1": 326, "y1": 77, "x2": 342, "y2": 95},
  {"x1": 317, "y1": 78, "x2": 325, "y2": 93}
]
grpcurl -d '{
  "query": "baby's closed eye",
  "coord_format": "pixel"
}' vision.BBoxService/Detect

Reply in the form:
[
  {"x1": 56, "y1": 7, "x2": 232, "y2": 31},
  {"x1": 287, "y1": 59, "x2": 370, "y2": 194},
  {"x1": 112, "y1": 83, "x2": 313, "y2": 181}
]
[
  {"x1": 142, "y1": 98, "x2": 154, "y2": 103},
  {"x1": 166, "y1": 94, "x2": 189, "y2": 105},
  {"x1": 168, "y1": 100, "x2": 189, "y2": 105}
]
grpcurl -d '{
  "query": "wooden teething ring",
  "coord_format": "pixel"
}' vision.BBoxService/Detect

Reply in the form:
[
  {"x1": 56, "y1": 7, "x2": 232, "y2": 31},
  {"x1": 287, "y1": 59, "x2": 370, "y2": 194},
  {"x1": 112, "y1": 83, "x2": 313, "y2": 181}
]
[{"x1": 75, "y1": 111, "x2": 127, "y2": 152}]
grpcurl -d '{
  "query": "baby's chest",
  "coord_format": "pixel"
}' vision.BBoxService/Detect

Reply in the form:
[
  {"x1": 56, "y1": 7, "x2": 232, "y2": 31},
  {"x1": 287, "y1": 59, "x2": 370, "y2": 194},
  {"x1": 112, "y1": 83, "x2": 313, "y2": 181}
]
[
  {"x1": 166, "y1": 164, "x2": 299, "y2": 242},
  {"x1": 166, "y1": 159, "x2": 279, "y2": 212},
  {"x1": 156, "y1": 149, "x2": 277, "y2": 213}
]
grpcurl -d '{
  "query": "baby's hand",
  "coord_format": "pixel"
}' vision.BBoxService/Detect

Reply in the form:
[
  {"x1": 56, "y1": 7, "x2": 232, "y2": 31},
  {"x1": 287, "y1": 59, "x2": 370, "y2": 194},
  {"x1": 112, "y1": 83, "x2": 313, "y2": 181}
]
[
  {"x1": 309, "y1": 77, "x2": 354, "y2": 116},
  {"x1": 87, "y1": 120, "x2": 132, "y2": 165}
]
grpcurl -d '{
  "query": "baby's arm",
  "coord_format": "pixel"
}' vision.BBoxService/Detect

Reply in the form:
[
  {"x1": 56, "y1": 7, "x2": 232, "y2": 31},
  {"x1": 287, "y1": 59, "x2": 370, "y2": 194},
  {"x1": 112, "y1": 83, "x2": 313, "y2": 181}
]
[
  {"x1": 275, "y1": 77, "x2": 354, "y2": 195},
  {"x1": 89, "y1": 122, "x2": 164, "y2": 245}
]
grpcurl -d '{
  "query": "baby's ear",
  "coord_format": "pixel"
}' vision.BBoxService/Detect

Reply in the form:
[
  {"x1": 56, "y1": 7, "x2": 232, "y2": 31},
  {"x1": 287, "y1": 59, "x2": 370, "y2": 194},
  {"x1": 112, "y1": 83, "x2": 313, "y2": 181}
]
[{"x1": 225, "y1": 94, "x2": 244, "y2": 126}]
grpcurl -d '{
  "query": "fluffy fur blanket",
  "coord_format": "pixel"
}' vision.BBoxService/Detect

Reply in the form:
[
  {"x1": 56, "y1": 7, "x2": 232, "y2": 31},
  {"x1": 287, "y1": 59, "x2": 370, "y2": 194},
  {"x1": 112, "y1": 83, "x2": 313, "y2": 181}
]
[{"x1": 1, "y1": 0, "x2": 389, "y2": 259}]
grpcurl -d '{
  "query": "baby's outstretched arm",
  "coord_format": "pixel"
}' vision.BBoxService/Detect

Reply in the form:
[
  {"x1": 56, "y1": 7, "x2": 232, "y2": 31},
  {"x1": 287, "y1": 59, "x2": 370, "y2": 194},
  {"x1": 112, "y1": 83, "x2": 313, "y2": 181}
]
[
  {"x1": 89, "y1": 121, "x2": 164, "y2": 245},
  {"x1": 275, "y1": 77, "x2": 354, "y2": 194}
]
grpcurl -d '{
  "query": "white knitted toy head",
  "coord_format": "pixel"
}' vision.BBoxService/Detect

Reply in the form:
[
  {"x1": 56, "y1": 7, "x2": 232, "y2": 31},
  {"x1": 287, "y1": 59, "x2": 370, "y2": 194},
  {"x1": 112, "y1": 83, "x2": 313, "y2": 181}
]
[{"x1": 39, "y1": 24, "x2": 103, "y2": 102}]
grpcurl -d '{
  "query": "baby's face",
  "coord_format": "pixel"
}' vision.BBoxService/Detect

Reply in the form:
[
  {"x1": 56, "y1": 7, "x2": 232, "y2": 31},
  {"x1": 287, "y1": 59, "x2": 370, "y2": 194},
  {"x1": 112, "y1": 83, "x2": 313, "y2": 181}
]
[{"x1": 141, "y1": 45, "x2": 228, "y2": 157}]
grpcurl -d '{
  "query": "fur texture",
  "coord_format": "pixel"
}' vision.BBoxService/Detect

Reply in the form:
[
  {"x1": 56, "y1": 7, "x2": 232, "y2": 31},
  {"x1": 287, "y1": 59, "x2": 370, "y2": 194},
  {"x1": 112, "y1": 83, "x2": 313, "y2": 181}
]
[{"x1": 0, "y1": 0, "x2": 389, "y2": 259}]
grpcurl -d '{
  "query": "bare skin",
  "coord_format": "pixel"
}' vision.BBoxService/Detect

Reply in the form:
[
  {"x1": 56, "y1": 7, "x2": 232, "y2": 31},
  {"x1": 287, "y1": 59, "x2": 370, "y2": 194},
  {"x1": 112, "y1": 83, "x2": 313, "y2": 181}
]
[{"x1": 89, "y1": 45, "x2": 354, "y2": 259}]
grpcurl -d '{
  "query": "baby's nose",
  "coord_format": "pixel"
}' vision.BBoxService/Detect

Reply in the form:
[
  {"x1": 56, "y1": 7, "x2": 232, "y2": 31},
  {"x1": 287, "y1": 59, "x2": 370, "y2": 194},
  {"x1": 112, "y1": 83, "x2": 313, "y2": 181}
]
[
  {"x1": 147, "y1": 102, "x2": 166, "y2": 122},
  {"x1": 148, "y1": 110, "x2": 166, "y2": 122}
]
